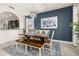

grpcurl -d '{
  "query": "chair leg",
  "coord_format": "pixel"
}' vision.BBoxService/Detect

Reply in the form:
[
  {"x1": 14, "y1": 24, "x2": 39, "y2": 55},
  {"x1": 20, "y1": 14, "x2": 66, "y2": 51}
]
[
  {"x1": 50, "y1": 44, "x2": 52, "y2": 55},
  {"x1": 25, "y1": 45, "x2": 27, "y2": 54},
  {"x1": 16, "y1": 42, "x2": 18, "y2": 49},
  {"x1": 42, "y1": 45, "x2": 44, "y2": 53}
]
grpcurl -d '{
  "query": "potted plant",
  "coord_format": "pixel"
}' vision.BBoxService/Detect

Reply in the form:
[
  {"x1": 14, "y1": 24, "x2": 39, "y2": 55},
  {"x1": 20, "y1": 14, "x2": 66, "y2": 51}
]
[{"x1": 70, "y1": 21, "x2": 79, "y2": 40}]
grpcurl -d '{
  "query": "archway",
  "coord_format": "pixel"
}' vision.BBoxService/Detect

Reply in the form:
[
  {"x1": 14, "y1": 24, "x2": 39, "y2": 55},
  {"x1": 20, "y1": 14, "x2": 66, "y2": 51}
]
[{"x1": 0, "y1": 11, "x2": 19, "y2": 30}]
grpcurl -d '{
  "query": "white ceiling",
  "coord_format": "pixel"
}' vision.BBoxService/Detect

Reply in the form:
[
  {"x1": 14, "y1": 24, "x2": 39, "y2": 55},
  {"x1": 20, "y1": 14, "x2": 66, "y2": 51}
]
[{"x1": 0, "y1": 3, "x2": 74, "y2": 16}]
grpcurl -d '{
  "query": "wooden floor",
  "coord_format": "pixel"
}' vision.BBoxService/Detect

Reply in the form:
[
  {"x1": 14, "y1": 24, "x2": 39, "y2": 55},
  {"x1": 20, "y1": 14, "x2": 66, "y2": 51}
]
[
  {"x1": 60, "y1": 43, "x2": 79, "y2": 56},
  {"x1": 0, "y1": 41, "x2": 79, "y2": 56}
]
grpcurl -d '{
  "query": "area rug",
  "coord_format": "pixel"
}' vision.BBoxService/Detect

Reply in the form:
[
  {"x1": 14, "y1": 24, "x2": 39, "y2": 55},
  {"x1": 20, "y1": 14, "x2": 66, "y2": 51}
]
[{"x1": 1, "y1": 41, "x2": 61, "y2": 56}]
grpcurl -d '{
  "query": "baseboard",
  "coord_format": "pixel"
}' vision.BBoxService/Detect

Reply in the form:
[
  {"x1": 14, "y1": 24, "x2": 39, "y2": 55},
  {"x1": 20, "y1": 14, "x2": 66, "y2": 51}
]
[{"x1": 52, "y1": 39, "x2": 72, "y2": 44}]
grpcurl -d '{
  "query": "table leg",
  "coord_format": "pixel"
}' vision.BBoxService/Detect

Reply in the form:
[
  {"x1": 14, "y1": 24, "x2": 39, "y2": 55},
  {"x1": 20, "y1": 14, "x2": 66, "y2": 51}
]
[
  {"x1": 39, "y1": 48, "x2": 41, "y2": 56},
  {"x1": 42, "y1": 45, "x2": 44, "y2": 53},
  {"x1": 40, "y1": 38, "x2": 44, "y2": 43}
]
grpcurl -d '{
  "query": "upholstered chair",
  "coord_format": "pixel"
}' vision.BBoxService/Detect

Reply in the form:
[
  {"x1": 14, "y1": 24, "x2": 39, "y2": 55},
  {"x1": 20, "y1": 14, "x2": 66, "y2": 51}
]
[{"x1": 35, "y1": 30, "x2": 41, "y2": 34}]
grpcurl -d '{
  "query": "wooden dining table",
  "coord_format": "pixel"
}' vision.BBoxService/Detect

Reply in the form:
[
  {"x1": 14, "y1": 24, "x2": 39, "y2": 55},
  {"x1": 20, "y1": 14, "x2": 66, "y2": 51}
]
[{"x1": 19, "y1": 33, "x2": 48, "y2": 43}]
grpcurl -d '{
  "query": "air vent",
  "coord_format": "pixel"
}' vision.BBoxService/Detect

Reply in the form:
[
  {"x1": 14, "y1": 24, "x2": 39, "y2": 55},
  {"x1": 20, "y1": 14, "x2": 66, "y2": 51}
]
[{"x1": 8, "y1": 6, "x2": 15, "y2": 9}]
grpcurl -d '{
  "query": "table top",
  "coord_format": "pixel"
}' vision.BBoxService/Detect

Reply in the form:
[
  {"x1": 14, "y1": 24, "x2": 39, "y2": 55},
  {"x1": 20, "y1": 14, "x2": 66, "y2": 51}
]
[
  {"x1": 19, "y1": 33, "x2": 48, "y2": 38},
  {"x1": 16, "y1": 39, "x2": 44, "y2": 48},
  {"x1": 27, "y1": 34, "x2": 47, "y2": 37}
]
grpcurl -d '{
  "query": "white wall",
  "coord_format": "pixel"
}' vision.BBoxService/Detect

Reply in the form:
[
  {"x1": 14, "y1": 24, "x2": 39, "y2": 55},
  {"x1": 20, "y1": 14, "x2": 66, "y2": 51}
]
[
  {"x1": 0, "y1": 7, "x2": 25, "y2": 44},
  {"x1": 73, "y1": 4, "x2": 79, "y2": 46},
  {"x1": 73, "y1": 4, "x2": 77, "y2": 46},
  {"x1": 0, "y1": 30, "x2": 19, "y2": 44}
]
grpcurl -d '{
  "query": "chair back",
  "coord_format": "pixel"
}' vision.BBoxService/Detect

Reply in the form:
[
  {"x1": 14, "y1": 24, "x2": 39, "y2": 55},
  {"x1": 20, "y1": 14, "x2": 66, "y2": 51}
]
[
  {"x1": 50, "y1": 31, "x2": 55, "y2": 41},
  {"x1": 35, "y1": 30, "x2": 41, "y2": 34},
  {"x1": 41, "y1": 30, "x2": 50, "y2": 35}
]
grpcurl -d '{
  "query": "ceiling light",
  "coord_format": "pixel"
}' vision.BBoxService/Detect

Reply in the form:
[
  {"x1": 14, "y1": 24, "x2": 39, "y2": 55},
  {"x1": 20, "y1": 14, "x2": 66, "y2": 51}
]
[
  {"x1": 30, "y1": 11, "x2": 37, "y2": 18},
  {"x1": 30, "y1": 4, "x2": 37, "y2": 18}
]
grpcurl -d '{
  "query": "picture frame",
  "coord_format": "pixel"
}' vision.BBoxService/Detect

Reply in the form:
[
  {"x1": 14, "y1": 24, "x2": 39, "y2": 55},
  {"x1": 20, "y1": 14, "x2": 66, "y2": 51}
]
[
  {"x1": 8, "y1": 20, "x2": 19, "y2": 29},
  {"x1": 41, "y1": 16, "x2": 58, "y2": 29},
  {"x1": 28, "y1": 18, "x2": 34, "y2": 29}
]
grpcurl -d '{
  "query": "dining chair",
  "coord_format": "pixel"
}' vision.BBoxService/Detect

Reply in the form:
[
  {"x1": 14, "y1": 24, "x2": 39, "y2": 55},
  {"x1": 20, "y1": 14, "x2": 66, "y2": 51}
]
[
  {"x1": 44, "y1": 30, "x2": 55, "y2": 52},
  {"x1": 40, "y1": 30, "x2": 50, "y2": 43},
  {"x1": 40, "y1": 30, "x2": 50, "y2": 35},
  {"x1": 35, "y1": 30, "x2": 41, "y2": 34},
  {"x1": 28, "y1": 29, "x2": 35, "y2": 34}
]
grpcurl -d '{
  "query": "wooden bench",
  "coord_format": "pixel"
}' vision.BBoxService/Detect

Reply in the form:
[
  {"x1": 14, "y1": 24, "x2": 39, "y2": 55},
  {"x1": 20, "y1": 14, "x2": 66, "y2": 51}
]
[{"x1": 16, "y1": 39, "x2": 44, "y2": 56}]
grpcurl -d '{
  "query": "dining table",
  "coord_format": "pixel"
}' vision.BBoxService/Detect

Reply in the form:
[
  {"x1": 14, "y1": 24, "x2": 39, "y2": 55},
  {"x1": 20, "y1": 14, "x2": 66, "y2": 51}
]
[{"x1": 19, "y1": 33, "x2": 48, "y2": 43}]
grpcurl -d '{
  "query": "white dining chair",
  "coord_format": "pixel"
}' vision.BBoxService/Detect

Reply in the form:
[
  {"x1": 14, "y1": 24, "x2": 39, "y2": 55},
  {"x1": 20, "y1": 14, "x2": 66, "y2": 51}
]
[
  {"x1": 40, "y1": 30, "x2": 50, "y2": 35},
  {"x1": 35, "y1": 30, "x2": 41, "y2": 34},
  {"x1": 44, "y1": 30, "x2": 55, "y2": 52}
]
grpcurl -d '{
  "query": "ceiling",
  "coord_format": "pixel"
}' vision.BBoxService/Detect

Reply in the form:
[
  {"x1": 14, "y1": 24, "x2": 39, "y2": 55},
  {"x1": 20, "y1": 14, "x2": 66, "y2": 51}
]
[{"x1": 0, "y1": 3, "x2": 74, "y2": 16}]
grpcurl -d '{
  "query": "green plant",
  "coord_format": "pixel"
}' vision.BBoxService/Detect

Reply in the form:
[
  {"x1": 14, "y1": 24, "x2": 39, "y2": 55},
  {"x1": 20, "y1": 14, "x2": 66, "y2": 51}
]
[{"x1": 70, "y1": 21, "x2": 79, "y2": 37}]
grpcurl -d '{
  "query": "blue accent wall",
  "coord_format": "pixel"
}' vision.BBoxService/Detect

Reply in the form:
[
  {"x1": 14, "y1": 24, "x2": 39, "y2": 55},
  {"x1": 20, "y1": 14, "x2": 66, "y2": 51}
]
[{"x1": 34, "y1": 6, "x2": 73, "y2": 42}]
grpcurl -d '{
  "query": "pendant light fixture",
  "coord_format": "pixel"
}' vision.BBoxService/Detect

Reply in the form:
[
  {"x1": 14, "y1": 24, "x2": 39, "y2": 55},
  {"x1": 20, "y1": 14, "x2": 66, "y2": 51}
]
[{"x1": 30, "y1": 4, "x2": 37, "y2": 18}]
